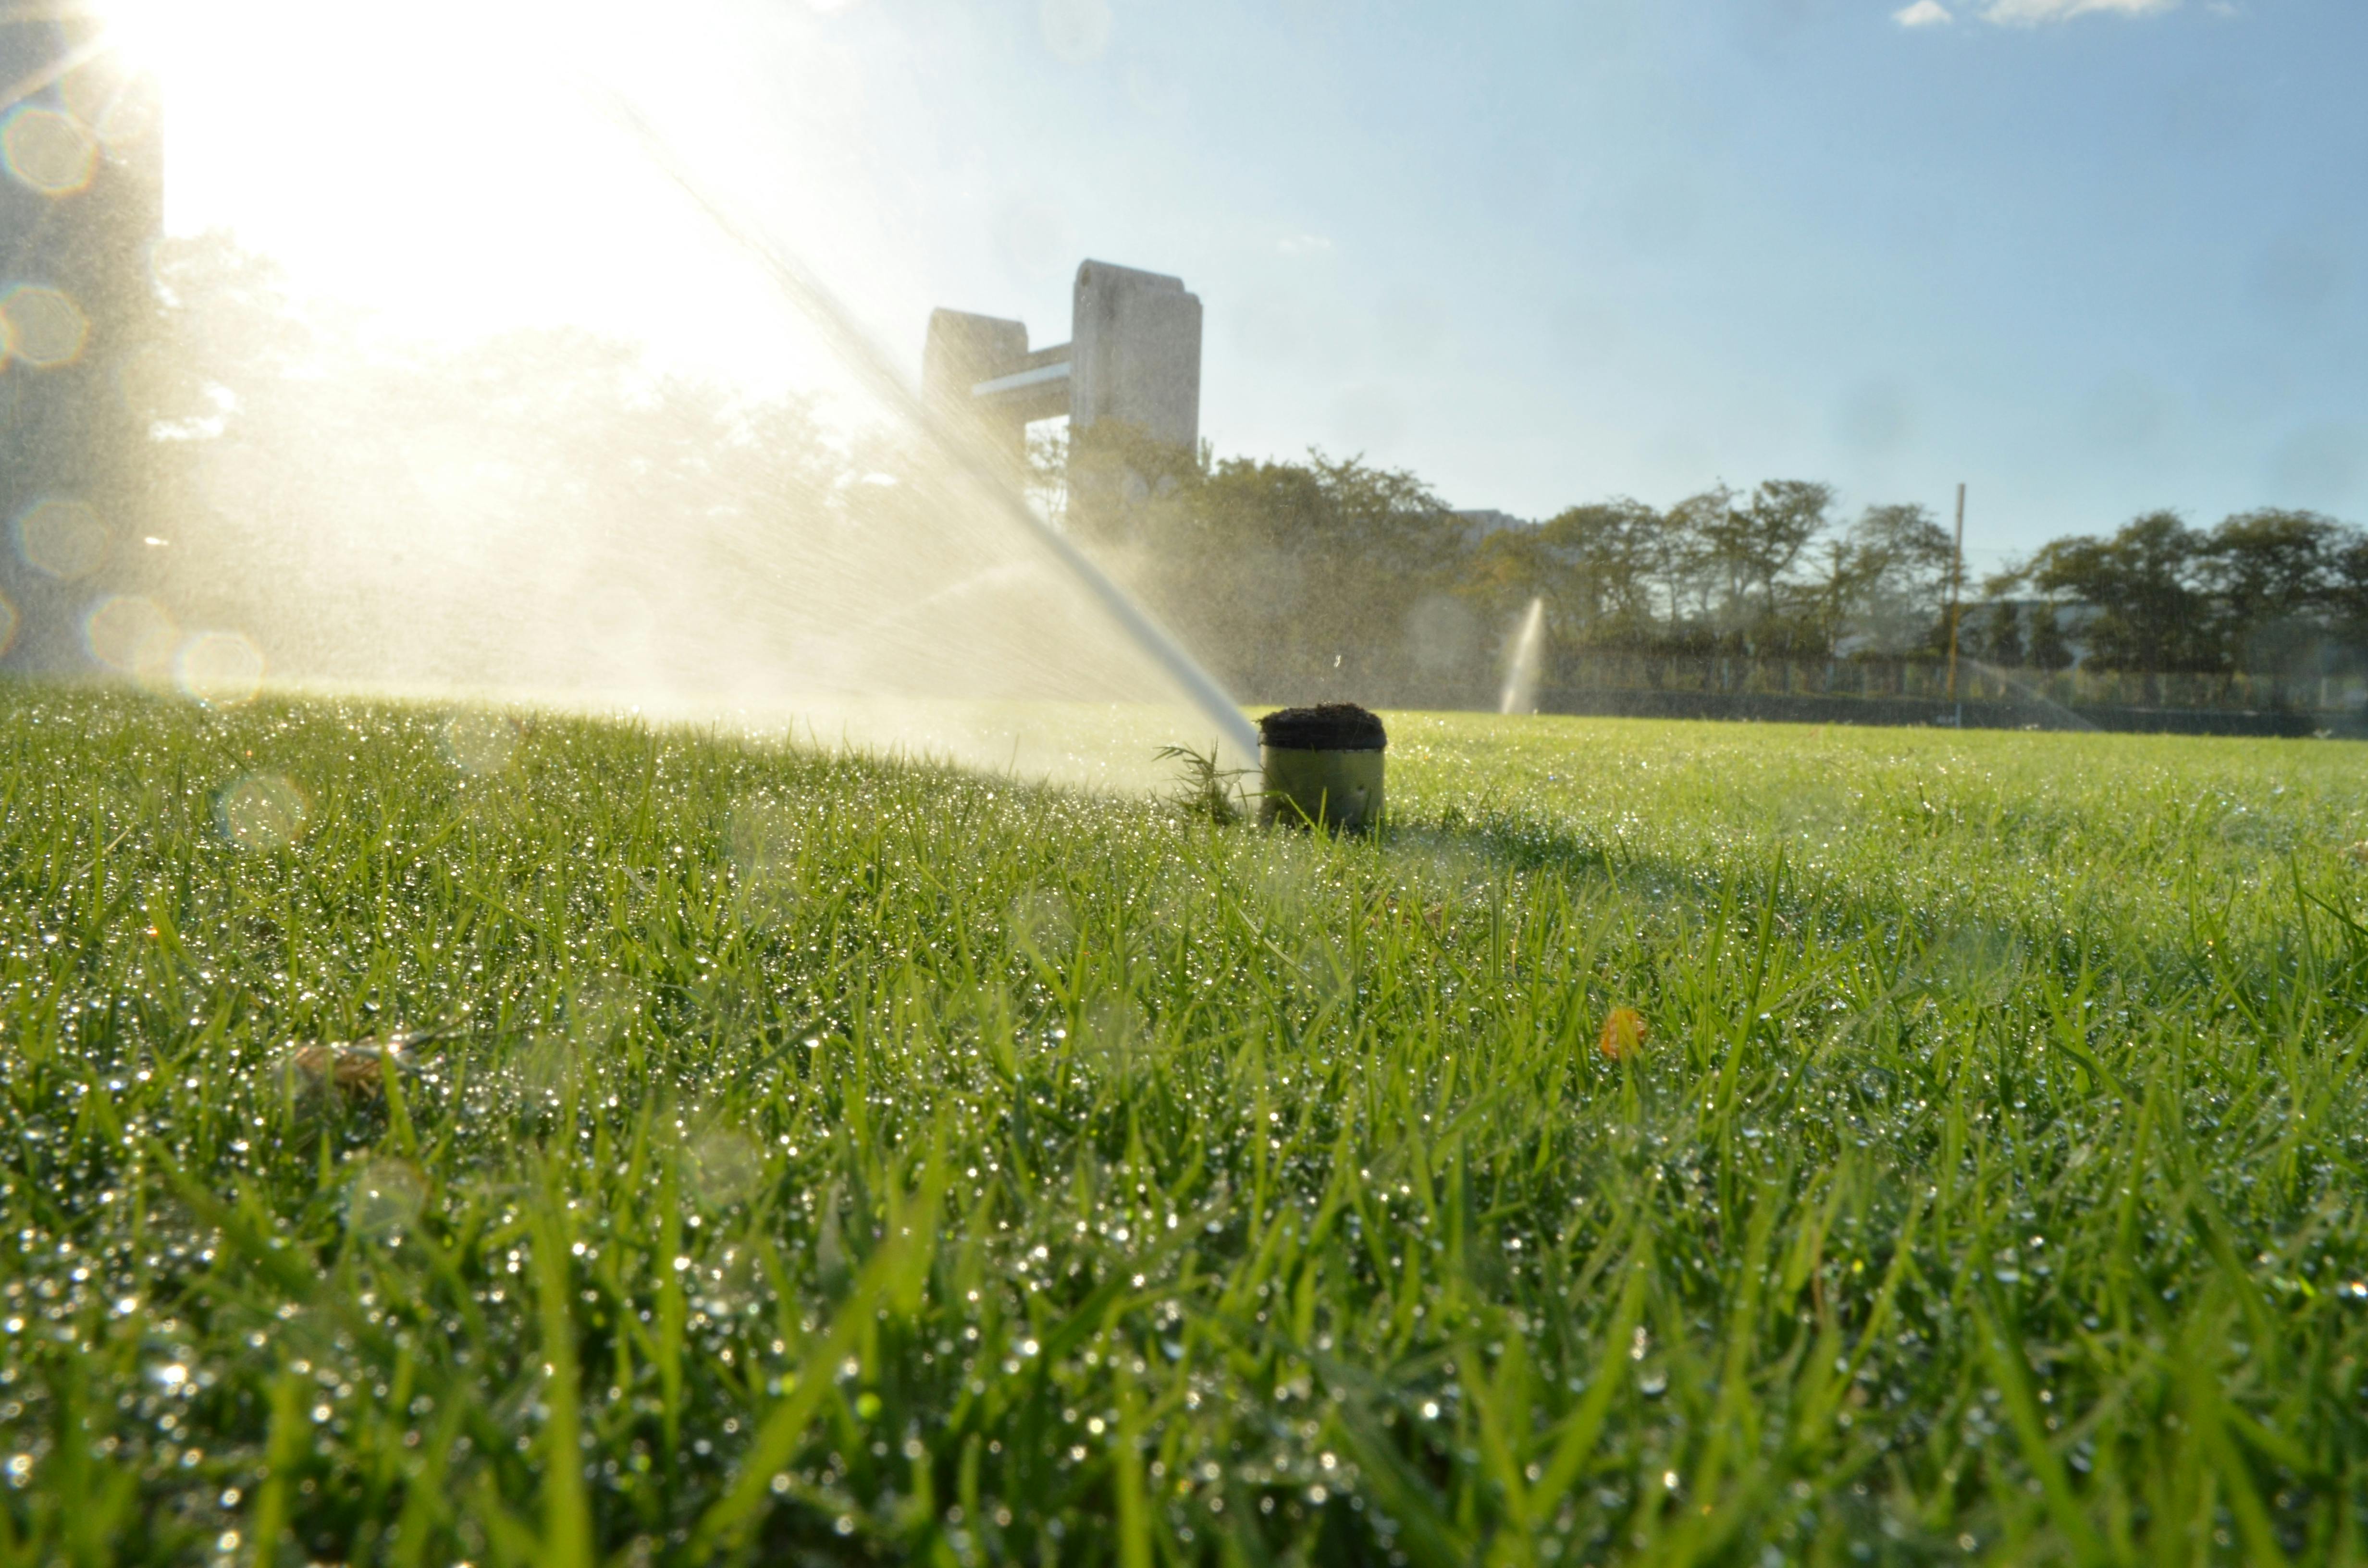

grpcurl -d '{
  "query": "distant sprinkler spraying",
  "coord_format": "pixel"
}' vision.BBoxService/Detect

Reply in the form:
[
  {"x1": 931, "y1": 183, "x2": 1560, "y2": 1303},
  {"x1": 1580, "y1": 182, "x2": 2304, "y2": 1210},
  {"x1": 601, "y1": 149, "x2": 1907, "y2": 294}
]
[{"x1": 1499, "y1": 597, "x2": 1546, "y2": 716}]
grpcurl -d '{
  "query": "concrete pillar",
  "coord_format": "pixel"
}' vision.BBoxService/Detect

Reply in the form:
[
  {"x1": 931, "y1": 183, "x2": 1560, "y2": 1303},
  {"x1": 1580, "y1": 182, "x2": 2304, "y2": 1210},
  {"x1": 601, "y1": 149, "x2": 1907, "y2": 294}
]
[{"x1": 1069, "y1": 261, "x2": 1199, "y2": 453}]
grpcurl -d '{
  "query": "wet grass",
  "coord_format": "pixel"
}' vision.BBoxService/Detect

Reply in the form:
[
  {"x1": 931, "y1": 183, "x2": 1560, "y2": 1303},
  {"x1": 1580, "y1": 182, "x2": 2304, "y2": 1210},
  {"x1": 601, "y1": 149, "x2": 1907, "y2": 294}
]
[{"x1": 6, "y1": 687, "x2": 2368, "y2": 1566}]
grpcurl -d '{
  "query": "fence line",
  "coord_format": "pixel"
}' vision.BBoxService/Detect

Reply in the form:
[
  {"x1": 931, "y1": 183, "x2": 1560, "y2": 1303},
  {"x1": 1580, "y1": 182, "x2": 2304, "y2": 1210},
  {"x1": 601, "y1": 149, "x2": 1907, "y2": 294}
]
[{"x1": 1533, "y1": 654, "x2": 2366, "y2": 715}]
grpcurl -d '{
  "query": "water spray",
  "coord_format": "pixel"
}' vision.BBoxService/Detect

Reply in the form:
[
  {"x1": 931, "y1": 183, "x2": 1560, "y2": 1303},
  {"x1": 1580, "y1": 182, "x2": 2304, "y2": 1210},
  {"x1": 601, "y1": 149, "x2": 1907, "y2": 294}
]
[
  {"x1": 592, "y1": 93, "x2": 1261, "y2": 770},
  {"x1": 1499, "y1": 596, "x2": 1546, "y2": 716}
]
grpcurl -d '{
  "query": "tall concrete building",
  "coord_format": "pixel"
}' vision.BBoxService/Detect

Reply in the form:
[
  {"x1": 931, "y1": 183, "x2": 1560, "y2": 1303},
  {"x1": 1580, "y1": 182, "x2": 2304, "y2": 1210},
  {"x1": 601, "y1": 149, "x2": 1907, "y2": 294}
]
[
  {"x1": 0, "y1": 15, "x2": 163, "y2": 671},
  {"x1": 923, "y1": 260, "x2": 1201, "y2": 467}
]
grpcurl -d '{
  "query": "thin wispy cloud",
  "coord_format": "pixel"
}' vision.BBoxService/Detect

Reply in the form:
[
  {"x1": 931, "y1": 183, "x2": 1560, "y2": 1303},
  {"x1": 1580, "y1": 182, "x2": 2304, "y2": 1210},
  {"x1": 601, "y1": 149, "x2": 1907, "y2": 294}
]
[
  {"x1": 1894, "y1": 1, "x2": 1953, "y2": 24},
  {"x1": 1979, "y1": 0, "x2": 2179, "y2": 24}
]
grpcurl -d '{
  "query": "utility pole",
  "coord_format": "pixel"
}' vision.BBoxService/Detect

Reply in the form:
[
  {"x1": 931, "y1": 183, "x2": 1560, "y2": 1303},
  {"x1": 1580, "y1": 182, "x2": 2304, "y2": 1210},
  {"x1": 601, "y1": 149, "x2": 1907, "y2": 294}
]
[{"x1": 1944, "y1": 482, "x2": 1967, "y2": 725}]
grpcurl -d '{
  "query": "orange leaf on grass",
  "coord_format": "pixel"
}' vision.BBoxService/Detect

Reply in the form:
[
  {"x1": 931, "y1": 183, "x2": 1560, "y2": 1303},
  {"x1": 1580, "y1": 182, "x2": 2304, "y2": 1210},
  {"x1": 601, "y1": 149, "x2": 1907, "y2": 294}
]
[{"x1": 1598, "y1": 1006, "x2": 1648, "y2": 1060}]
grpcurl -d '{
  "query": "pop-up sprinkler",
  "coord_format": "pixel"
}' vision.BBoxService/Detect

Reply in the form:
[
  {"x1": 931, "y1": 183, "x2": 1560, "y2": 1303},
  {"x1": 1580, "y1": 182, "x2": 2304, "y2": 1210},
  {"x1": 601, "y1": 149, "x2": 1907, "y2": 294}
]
[{"x1": 1258, "y1": 704, "x2": 1386, "y2": 832}]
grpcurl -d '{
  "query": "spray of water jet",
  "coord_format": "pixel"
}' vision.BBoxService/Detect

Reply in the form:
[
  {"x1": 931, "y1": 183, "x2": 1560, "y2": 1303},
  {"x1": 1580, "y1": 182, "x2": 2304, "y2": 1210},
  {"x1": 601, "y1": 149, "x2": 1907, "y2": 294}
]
[
  {"x1": 1499, "y1": 597, "x2": 1546, "y2": 716},
  {"x1": 593, "y1": 93, "x2": 1258, "y2": 768},
  {"x1": 26, "y1": 12, "x2": 1264, "y2": 792},
  {"x1": 1958, "y1": 658, "x2": 2100, "y2": 732}
]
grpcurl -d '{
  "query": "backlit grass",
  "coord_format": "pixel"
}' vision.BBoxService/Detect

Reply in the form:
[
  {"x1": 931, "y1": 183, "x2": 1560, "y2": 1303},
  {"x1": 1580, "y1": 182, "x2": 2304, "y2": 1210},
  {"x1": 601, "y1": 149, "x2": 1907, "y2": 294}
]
[{"x1": 5, "y1": 688, "x2": 2368, "y2": 1565}]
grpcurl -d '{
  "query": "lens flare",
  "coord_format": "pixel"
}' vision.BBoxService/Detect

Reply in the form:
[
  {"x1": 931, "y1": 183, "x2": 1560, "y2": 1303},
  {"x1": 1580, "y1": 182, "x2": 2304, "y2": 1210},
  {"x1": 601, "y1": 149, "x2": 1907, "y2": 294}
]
[
  {"x1": 16, "y1": 498, "x2": 107, "y2": 580},
  {"x1": 176, "y1": 630, "x2": 266, "y2": 707},
  {"x1": 517, "y1": 1034, "x2": 580, "y2": 1101},
  {"x1": 566, "y1": 974, "x2": 640, "y2": 1044},
  {"x1": 216, "y1": 772, "x2": 309, "y2": 851},
  {"x1": 1, "y1": 286, "x2": 90, "y2": 368},
  {"x1": 83, "y1": 593, "x2": 177, "y2": 677},
  {"x1": 0, "y1": 106, "x2": 97, "y2": 195},
  {"x1": 346, "y1": 1158, "x2": 426, "y2": 1238},
  {"x1": 728, "y1": 799, "x2": 804, "y2": 925},
  {"x1": 441, "y1": 712, "x2": 518, "y2": 774},
  {"x1": 1039, "y1": 0, "x2": 1114, "y2": 65},
  {"x1": 687, "y1": 1129, "x2": 764, "y2": 1207},
  {"x1": 59, "y1": 59, "x2": 160, "y2": 150},
  {"x1": 71, "y1": 0, "x2": 1251, "y2": 791}
]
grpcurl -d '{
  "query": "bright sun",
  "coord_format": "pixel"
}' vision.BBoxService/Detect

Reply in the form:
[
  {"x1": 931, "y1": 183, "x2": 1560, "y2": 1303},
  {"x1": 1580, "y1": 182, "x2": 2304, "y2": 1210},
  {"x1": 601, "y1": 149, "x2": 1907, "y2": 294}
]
[{"x1": 79, "y1": 0, "x2": 840, "y2": 393}]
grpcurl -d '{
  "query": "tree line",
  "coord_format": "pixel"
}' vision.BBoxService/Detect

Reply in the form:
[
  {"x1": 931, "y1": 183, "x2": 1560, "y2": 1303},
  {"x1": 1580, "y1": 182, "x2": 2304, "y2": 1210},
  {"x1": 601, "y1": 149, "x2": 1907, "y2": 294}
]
[
  {"x1": 1054, "y1": 424, "x2": 2368, "y2": 698},
  {"x1": 90, "y1": 236, "x2": 2360, "y2": 708},
  {"x1": 1999, "y1": 510, "x2": 2368, "y2": 674}
]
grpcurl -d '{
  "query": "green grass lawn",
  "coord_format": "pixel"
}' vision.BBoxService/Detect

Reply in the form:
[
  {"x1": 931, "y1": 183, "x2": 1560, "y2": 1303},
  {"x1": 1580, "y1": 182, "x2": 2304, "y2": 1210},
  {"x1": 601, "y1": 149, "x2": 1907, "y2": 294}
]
[{"x1": 6, "y1": 688, "x2": 2368, "y2": 1566}]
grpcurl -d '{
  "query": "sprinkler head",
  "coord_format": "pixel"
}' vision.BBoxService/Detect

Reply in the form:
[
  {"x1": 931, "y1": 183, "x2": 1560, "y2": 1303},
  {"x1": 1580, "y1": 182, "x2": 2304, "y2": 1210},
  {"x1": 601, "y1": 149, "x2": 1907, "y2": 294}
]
[{"x1": 1258, "y1": 703, "x2": 1386, "y2": 832}]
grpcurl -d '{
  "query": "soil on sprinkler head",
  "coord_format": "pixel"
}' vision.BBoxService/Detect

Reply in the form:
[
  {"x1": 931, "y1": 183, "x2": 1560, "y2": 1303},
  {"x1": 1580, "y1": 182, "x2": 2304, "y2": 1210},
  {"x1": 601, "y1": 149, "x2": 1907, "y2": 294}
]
[{"x1": 1258, "y1": 704, "x2": 1387, "y2": 753}]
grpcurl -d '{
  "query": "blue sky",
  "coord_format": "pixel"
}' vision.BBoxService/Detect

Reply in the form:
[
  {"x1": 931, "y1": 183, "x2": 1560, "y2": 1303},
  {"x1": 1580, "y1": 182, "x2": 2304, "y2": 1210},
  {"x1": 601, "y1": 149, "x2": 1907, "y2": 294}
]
[
  {"x1": 732, "y1": 0, "x2": 2366, "y2": 567},
  {"x1": 157, "y1": 0, "x2": 2367, "y2": 570}
]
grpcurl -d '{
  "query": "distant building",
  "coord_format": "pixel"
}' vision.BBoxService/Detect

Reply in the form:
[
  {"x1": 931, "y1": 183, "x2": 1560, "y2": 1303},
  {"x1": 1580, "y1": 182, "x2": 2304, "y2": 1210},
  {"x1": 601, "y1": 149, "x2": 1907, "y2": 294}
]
[
  {"x1": 1976, "y1": 598, "x2": 2102, "y2": 668},
  {"x1": 923, "y1": 261, "x2": 1202, "y2": 467},
  {"x1": 1454, "y1": 509, "x2": 1535, "y2": 542}
]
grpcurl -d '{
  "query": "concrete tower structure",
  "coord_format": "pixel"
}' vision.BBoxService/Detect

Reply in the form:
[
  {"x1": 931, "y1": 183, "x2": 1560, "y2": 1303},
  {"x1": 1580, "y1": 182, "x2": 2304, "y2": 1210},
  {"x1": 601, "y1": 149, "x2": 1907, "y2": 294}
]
[
  {"x1": 0, "y1": 15, "x2": 164, "y2": 671},
  {"x1": 923, "y1": 260, "x2": 1201, "y2": 466}
]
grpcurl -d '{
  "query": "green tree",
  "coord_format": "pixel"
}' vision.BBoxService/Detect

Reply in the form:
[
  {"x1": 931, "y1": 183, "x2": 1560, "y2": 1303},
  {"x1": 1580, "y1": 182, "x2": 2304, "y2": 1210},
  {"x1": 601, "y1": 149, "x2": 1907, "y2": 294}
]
[
  {"x1": 1461, "y1": 523, "x2": 1562, "y2": 621},
  {"x1": 2329, "y1": 533, "x2": 2368, "y2": 652},
  {"x1": 1696, "y1": 480, "x2": 1832, "y2": 625},
  {"x1": 1067, "y1": 424, "x2": 1467, "y2": 696},
  {"x1": 1657, "y1": 487, "x2": 1732, "y2": 635},
  {"x1": 1799, "y1": 534, "x2": 1870, "y2": 656},
  {"x1": 2200, "y1": 508, "x2": 2346, "y2": 670},
  {"x1": 2027, "y1": 511, "x2": 2217, "y2": 671},
  {"x1": 136, "y1": 233, "x2": 914, "y2": 695},
  {"x1": 1532, "y1": 498, "x2": 1665, "y2": 644},
  {"x1": 2026, "y1": 603, "x2": 2075, "y2": 672},
  {"x1": 1974, "y1": 600, "x2": 2023, "y2": 667},
  {"x1": 1845, "y1": 502, "x2": 1955, "y2": 653}
]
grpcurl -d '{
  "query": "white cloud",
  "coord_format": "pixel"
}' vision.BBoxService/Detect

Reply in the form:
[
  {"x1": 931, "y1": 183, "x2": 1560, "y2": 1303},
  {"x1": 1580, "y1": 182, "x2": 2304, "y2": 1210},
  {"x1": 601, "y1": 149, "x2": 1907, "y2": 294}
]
[
  {"x1": 1978, "y1": 0, "x2": 2179, "y2": 24},
  {"x1": 1278, "y1": 234, "x2": 1333, "y2": 256},
  {"x1": 1894, "y1": 1, "x2": 1954, "y2": 25}
]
